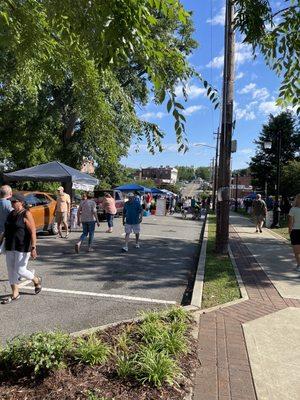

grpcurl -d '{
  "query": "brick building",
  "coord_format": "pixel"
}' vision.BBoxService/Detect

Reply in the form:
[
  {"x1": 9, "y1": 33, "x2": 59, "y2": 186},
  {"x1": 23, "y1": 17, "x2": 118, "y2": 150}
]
[{"x1": 231, "y1": 174, "x2": 253, "y2": 198}]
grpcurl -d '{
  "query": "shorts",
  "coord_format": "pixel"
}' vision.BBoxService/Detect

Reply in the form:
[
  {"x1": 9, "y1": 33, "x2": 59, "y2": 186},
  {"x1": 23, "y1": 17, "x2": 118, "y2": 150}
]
[
  {"x1": 125, "y1": 224, "x2": 140, "y2": 234},
  {"x1": 56, "y1": 211, "x2": 68, "y2": 224},
  {"x1": 254, "y1": 214, "x2": 265, "y2": 223},
  {"x1": 290, "y1": 230, "x2": 300, "y2": 245}
]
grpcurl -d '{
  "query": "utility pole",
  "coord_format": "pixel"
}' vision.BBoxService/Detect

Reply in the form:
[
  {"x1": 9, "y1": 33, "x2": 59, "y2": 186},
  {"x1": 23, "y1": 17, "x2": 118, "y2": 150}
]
[
  {"x1": 216, "y1": 0, "x2": 235, "y2": 254},
  {"x1": 212, "y1": 129, "x2": 220, "y2": 212}
]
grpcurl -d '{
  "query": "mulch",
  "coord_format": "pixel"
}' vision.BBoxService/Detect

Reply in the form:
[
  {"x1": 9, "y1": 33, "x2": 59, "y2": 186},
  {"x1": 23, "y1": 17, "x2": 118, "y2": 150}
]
[{"x1": 0, "y1": 321, "x2": 199, "y2": 400}]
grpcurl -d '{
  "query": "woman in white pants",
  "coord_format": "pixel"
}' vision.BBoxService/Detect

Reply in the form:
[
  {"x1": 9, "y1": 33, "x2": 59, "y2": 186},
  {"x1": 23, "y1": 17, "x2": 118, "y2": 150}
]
[{"x1": 1, "y1": 193, "x2": 42, "y2": 304}]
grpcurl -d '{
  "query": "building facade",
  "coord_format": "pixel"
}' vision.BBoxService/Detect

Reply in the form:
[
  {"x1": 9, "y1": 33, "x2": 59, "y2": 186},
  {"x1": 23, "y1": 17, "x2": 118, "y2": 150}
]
[{"x1": 141, "y1": 166, "x2": 178, "y2": 184}]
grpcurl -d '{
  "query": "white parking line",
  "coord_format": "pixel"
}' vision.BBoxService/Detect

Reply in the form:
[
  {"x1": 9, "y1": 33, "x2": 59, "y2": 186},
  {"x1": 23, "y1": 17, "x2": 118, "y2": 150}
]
[{"x1": 22, "y1": 286, "x2": 177, "y2": 305}]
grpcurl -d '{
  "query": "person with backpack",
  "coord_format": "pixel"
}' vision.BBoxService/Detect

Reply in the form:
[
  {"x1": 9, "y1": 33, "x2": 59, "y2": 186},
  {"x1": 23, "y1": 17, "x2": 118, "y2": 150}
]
[{"x1": 252, "y1": 194, "x2": 267, "y2": 233}]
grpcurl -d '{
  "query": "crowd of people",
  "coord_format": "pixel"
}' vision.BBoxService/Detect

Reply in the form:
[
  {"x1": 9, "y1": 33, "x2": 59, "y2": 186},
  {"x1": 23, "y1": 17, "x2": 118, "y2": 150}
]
[{"x1": 1, "y1": 184, "x2": 299, "y2": 305}]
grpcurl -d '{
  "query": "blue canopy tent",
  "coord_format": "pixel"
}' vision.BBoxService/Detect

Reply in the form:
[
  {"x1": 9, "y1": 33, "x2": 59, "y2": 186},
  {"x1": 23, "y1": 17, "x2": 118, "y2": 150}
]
[
  {"x1": 115, "y1": 183, "x2": 152, "y2": 193},
  {"x1": 151, "y1": 187, "x2": 165, "y2": 195}
]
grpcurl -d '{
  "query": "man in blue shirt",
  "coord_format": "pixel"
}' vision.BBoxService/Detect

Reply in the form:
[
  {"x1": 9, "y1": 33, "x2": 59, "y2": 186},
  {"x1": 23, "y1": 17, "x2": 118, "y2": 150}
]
[
  {"x1": 122, "y1": 192, "x2": 143, "y2": 252},
  {"x1": 0, "y1": 185, "x2": 13, "y2": 239}
]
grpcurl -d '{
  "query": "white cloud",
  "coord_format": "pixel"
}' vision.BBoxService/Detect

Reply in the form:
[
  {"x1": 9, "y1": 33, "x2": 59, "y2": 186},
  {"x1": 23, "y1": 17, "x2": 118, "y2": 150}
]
[
  {"x1": 139, "y1": 111, "x2": 167, "y2": 120},
  {"x1": 206, "y1": 55, "x2": 224, "y2": 69},
  {"x1": 175, "y1": 84, "x2": 206, "y2": 99},
  {"x1": 258, "y1": 101, "x2": 280, "y2": 115},
  {"x1": 238, "y1": 83, "x2": 270, "y2": 100},
  {"x1": 238, "y1": 83, "x2": 256, "y2": 94},
  {"x1": 235, "y1": 108, "x2": 256, "y2": 121},
  {"x1": 236, "y1": 72, "x2": 245, "y2": 80},
  {"x1": 252, "y1": 87, "x2": 269, "y2": 100},
  {"x1": 182, "y1": 105, "x2": 205, "y2": 116},
  {"x1": 207, "y1": 42, "x2": 253, "y2": 69},
  {"x1": 206, "y1": 6, "x2": 225, "y2": 26}
]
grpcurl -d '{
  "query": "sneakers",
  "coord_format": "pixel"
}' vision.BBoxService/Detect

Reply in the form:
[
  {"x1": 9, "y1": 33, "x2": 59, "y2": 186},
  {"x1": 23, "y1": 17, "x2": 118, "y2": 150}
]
[
  {"x1": 259, "y1": 228, "x2": 262, "y2": 233},
  {"x1": 122, "y1": 246, "x2": 128, "y2": 252},
  {"x1": 135, "y1": 243, "x2": 140, "y2": 248},
  {"x1": 88, "y1": 247, "x2": 94, "y2": 252}
]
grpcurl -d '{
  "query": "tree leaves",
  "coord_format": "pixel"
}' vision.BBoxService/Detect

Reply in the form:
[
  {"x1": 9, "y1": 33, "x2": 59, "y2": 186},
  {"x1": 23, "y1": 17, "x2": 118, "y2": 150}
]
[{"x1": 233, "y1": 0, "x2": 300, "y2": 112}]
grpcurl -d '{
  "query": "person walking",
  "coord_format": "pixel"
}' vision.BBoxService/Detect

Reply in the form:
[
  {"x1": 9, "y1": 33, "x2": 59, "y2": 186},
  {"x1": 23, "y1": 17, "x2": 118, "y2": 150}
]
[
  {"x1": 55, "y1": 186, "x2": 71, "y2": 238},
  {"x1": 122, "y1": 192, "x2": 142, "y2": 252},
  {"x1": 288, "y1": 194, "x2": 300, "y2": 270},
  {"x1": 75, "y1": 192, "x2": 100, "y2": 253},
  {"x1": 0, "y1": 185, "x2": 12, "y2": 244},
  {"x1": 252, "y1": 194, "x2": 267, "y2": 233},
  {"x1": 1, "y1": 193, "x2": 42, "y2": 304},
  {"x1": 102, "y1": 193, "x2": 116, "y2": 233}
]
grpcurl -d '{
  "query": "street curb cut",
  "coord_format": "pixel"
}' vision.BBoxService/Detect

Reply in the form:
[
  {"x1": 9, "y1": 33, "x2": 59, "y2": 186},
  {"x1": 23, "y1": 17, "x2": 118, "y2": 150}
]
[{"x1": 190, "y1": 215, "x2": 209, "y2": 308}]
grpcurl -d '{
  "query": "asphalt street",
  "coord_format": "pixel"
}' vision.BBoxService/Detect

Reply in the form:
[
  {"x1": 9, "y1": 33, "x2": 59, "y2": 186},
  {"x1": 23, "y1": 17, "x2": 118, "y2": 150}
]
[{"x1": 0, "y1": 213, "x2": 202, "y2": 344}]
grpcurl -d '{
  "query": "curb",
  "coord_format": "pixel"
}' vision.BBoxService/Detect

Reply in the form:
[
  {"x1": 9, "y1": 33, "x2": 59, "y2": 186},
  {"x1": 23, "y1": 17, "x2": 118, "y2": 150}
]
[
  {"x1": 228, "y1": 245, "x2": 249, "y2": 301},
  {"x1": 190, "y1": 215, "x2": 209, "y2": 308}
]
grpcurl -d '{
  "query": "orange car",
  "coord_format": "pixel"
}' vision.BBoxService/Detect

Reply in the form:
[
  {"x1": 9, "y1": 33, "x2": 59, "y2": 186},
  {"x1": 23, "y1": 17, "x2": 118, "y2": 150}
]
[{"x1": 15, "y1": 191, "x2": 58, "y2": 235}]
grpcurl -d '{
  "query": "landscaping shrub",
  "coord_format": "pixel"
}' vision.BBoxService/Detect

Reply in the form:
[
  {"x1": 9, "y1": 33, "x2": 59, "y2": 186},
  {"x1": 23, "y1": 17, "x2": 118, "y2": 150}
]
[
  {"x1": 73, "y1": 334, "x2": 110, "y2": 366},
  {"x1": 136, "y1": 345, "x2": 179, "y2": 387},
  {"x1": 115, "y1": 353, "x2": 136, "y2": 379},
  {"x1": 0, "y1": 332, "x2": 72, "y2": 376}
]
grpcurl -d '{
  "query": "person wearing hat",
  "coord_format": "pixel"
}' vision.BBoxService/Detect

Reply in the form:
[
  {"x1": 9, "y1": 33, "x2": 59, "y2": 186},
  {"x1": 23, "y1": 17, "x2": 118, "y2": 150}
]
[
  {"x1": 54, "y1": 186, "x2": 71, "y2": 238},
  {"x1": 1, "y1": 193, "x2": 42, "y2": 304},
  {"x1": 122, "y1": 192, "x2": 143, "y2": 252}
]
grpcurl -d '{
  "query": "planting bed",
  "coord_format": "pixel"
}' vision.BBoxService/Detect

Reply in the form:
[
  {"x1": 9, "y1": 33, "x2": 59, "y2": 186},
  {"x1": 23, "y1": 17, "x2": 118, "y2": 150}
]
[{"x1": 0, "y1": 308, "x2": 198, "y2": 400}]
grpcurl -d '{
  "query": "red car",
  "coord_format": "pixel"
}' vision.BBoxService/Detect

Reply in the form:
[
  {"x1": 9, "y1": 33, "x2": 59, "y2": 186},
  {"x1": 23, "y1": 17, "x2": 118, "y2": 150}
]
[{"x1": 94, "y1": 189, "x2": 124, "y2": 219}]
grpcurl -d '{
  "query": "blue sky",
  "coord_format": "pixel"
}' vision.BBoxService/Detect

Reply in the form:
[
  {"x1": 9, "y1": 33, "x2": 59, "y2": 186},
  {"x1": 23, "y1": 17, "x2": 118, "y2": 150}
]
[{"x1": 122, "y1": 0, "x2": 284, "y2": 170}]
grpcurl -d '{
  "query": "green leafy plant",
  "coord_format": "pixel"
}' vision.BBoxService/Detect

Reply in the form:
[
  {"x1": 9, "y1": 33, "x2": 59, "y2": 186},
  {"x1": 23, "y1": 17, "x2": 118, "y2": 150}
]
[
  {"x1": 73, "y1": 334, "x2": 110, "y2": 366},
  {"x1": 136, "y1": 346, "x2": 179, "y2": 387},
  {"x1": 0, "y1": 332, "x2": 72, "y2": 376},
  {"x1": 115, "y1": 331, "x2": 133, "y2": 353},
  {"x1": 86, "y1": 390, "x2": 114, "y2": 400},
  {"x1": 165, "y1": 306, "x2": 189, "y2": 324},
  {"x1": 115, "y1": 353, "x2": 136, "y2": 379}
]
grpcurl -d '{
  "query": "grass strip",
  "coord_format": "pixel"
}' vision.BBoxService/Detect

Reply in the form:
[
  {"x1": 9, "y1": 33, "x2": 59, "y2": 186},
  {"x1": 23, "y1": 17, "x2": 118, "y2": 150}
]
[
  {"x1": 202, "y1": 214, "x2": 241, "y2": 309},
  {"x1": 269, "y1": 219, "x2": 290, "y2": 241}
]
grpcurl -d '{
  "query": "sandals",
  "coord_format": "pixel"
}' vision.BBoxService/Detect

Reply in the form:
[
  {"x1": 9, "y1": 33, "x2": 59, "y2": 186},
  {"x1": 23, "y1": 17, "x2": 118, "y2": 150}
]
[
  {"x1": 1, "y1": 294, "x2": 21, "y2": 304},
  {"x1": 34, "y1": 276, "x2": 42, "y2": 295}
]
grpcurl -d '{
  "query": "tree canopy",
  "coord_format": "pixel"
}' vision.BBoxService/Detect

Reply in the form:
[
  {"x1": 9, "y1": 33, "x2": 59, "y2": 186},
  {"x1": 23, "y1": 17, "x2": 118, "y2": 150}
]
[
  {"x1": 234, "y1": 0, "x2": 300, "y2": 112},
  {"x1": 249, "y1": 111, "x2": 300, "y2": 194},
  {"x1": 0, "y1": 0, "x2": 200, "y2": 177}
]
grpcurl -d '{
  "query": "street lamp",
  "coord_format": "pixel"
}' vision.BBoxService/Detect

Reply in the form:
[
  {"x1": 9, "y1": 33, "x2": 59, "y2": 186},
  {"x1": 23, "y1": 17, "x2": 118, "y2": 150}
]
[
  {"x1": 263, "y1": 136, "x2": 281, "y2": 228},
  {"x1": 234, "y1": 173, "x2": 239, "y2": 212}
]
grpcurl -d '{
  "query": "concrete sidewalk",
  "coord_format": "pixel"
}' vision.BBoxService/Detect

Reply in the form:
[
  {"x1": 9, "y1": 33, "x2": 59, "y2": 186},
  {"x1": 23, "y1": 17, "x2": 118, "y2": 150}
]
[{"x1": 192, "y1": 213, "x2": 300, "y2": 400}]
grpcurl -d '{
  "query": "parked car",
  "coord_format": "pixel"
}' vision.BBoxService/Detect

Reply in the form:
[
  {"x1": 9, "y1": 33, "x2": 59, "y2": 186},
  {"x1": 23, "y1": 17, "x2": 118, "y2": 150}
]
[
  {"x1": 14, "y1": 191, "x2": 58, "y2": 235},
  {"x1": 93, "y1": 189, "x2": 124, "y2": 220}
]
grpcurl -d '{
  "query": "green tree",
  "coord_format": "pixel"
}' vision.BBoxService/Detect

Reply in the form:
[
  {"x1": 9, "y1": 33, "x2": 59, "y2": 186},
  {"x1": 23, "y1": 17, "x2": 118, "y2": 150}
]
[
  {"x1": 281, "y1": 161, "x2": 300, "y2": 197},
  {"x1": 176, "y1": 166, "x2": 195, "y2": 181},
  {"x1": 0, "y1": 0, "x2": 201, "y2": 157},
  {"x1": 234, "y1": 0, "x2": 300, "y2": 111},
  {"x1": 249, "y1": 112, "x2": 300, "y2": 194},
  {"x1": 195, "y1": 166, "x2": 210, "y2": 181}
]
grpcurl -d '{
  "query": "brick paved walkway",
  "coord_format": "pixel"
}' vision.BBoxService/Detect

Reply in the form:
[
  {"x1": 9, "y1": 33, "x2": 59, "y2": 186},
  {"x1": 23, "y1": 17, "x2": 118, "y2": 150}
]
[{"x1": 192, "y1": 226, "x2": 300, "y2": 400}]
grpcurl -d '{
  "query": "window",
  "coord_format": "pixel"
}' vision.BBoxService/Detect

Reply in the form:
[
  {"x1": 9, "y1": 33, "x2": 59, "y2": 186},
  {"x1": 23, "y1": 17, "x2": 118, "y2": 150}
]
[
  {"x1": 24, "y1": 194, "x2": 38, "y2": 207},
  {"x1": 35, "y1": 194, "x2": 50, "y2": 205}
]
